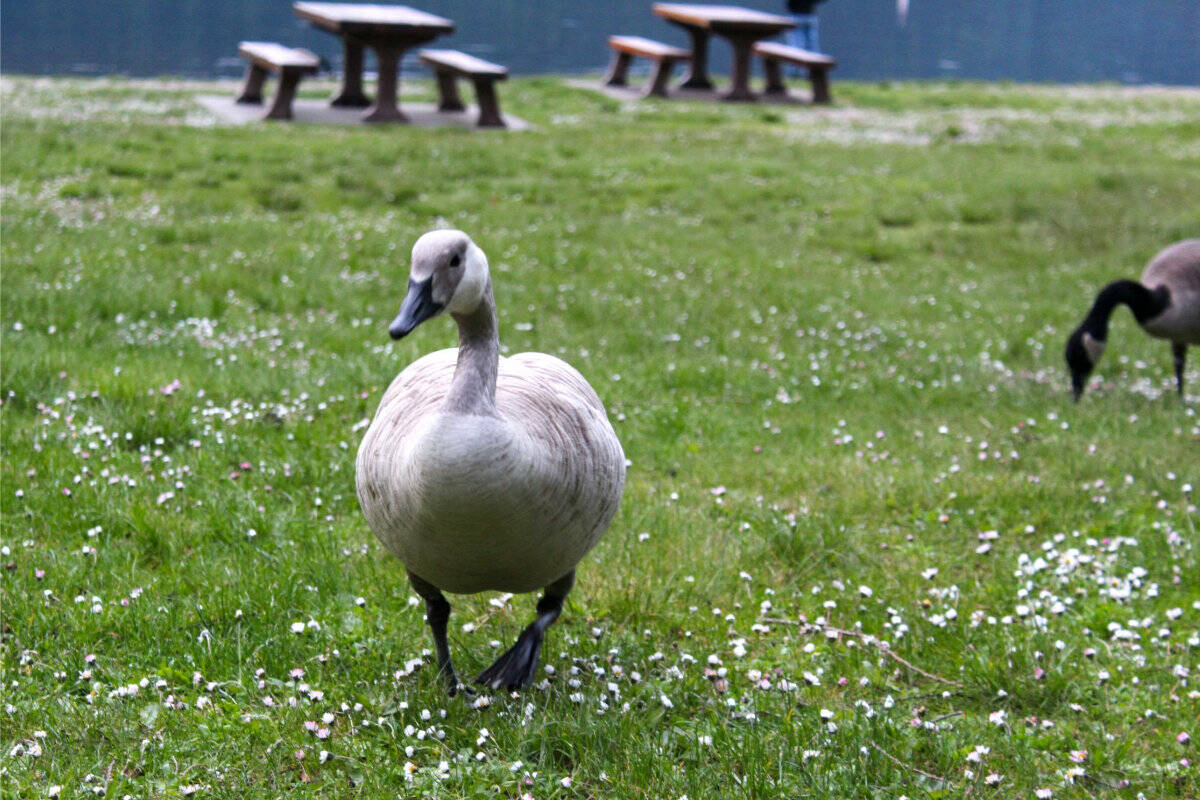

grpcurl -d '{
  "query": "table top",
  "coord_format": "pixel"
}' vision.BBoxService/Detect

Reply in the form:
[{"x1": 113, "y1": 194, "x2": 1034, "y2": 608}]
[
  {"x1": 653, "y1": 3, "x2": 795, "y2": 33},
  {"x1": 294, "y1": 2, "x2": 454, "y2": 34},
  {"x1": 418, "y1": 49, "x2": 508, "y2": 77},
  {"x1": 239, "y1": 41, "x2": 321, "y2": 69}
]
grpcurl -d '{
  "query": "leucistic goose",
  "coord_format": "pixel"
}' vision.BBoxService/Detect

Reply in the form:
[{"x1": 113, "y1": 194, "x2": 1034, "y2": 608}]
[
  {"x1": 1065, "y1": 239, "x2": 1200, "y2": 400},
  {"x1": 356, "y1": 230, "x2": 626, "y2": 694}
]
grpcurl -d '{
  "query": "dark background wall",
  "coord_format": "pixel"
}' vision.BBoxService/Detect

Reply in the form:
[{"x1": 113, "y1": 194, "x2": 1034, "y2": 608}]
[{"x1": 3, "y1": 1, "x2": 1198, "y2": 85}]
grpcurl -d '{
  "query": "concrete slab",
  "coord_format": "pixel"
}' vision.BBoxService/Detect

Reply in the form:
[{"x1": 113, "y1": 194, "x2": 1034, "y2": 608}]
[
  {"x1": 568, "y1": 79, "x2": 811, "y2": 106},
  {"x1": 196, "y1": 94, "x2": 532, "y2": 130}
]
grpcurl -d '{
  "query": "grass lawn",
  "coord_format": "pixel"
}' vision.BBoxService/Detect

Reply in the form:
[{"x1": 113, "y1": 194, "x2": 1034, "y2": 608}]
[{"x1": 1, "y1": 74, "x2": 1198, "y2": 798}]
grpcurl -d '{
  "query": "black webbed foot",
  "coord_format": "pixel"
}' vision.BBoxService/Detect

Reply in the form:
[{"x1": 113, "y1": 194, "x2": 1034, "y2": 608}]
[
  {"x1": 474, "y1": 571, "x2": 575, "y2": 693},
  {"x1": 449, "y1": 681, "x2": 476, "y2": 698},
  {"x1": 476, "y1": 622, "x2": 546, "y2": 691}
]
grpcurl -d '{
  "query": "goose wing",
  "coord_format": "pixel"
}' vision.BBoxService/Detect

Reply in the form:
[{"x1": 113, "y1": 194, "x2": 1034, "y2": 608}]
[
  {"x1": 1142, "y1": 240, "x2": 1200, "y2": 343},
  {"x1": 367, "y1": 348, "x2": 458, "y2": 436},
  {"x1": 356, "y1": 348, "x2": 457, "y2": 518},
  {"x1": 497, "y1": 351, "x2": 626, "y2": 529}
]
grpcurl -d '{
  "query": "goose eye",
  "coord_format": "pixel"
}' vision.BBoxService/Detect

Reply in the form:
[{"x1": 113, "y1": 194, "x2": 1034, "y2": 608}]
[{"x1": 450, "y1": 254, "x2": 462, "y2": 268}]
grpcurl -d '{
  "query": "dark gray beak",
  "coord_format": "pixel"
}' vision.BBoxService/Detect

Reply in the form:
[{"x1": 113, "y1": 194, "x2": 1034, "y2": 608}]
[{"x1": 389, "y1": 278, "x2": 442, "y2": 340}]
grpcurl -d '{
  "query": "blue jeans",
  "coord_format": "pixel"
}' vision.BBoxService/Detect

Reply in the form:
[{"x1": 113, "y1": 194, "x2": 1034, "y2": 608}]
[{"x1": 787, "y1": 14, "x2": 819, "y2": 52}]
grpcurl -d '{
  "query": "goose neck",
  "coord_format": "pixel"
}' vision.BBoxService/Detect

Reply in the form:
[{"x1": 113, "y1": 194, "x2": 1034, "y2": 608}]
[
  {"x1": 1084, "y1": 279, "x2": 1169, "y2": 339},
  {"x1": 443, "y1": 282, "x2": 499, "y2": 415}
]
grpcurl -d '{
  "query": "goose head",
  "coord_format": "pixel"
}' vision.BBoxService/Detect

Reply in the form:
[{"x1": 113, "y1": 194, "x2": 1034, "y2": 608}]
[
  {"x1": 389, "y1": 230, "x2": 490, "y2": 340},
  {"x1": 1064, "y1": 326, "x2": 1105, "y2": 401}
]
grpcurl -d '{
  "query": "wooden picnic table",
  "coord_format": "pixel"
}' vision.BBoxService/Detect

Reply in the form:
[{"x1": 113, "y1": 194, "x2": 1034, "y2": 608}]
[
  {"x1": 294, "y1": 1, "x2": 454, "y2": 122},
  {"x1": 652, "y1": 3, "x2": 795, "y2": 101}
]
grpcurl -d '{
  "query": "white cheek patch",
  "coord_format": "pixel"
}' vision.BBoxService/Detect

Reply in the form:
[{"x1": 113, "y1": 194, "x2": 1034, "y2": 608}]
[
  {"x1": 446, "y1": 244, "x2": 488, "y2": 314},
  {"x1": 1082, "y1": 332, "x2": 1106, "y2": 364}
]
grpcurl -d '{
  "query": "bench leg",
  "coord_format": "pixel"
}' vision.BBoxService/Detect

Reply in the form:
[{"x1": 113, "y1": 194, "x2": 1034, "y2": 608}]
[
  {"x1": 645, "y1": 57, "x2": 677, "y2": 98},
  {"x1": 265, "y1": 68, "x2": 303, "y2": 120},
  {"x1": 604, "y1": 52, "x2": 633, "y2": 87},
  {"x1": 236, "y1": 64, "x2": 269, "y2": 104},
  {"x1": 762, "y1": 57, "x2": 788, "y2": 97},
  {"x1": 435, "y1": 70, "x2": 466, "y2": 112},
  {"x1": 472, "y1": 78, "x2": 505, "y2": 128},
  {"x1": 809, "y1": 66, "x2": 832, "y2": 104}
]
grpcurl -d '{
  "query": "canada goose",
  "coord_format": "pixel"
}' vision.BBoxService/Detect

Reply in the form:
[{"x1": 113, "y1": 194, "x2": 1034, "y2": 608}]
[
  {"x1": 1065, "y1": 239, "x2": 1200, "y2": 401},
  {"x1": 356, "y1": 230, "x2": 625, "y2": 694}
]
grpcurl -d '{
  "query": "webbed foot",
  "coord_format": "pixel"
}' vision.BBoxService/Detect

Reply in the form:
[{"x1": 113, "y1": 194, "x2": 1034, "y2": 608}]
[
  {"x1": 476, "y1": 623, "x2": 546, "y2": 691},
  {"x1": 474, "y1": 571, "x2": 575, "y2": 692}
]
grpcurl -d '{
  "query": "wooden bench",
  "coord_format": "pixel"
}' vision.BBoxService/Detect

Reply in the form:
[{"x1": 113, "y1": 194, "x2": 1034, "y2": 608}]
[
  {"x1": 236, "y1": 41, "x2": 320, "y2": 120},
  {"x1": 418, "y1": 49, "x2": 509, "y2": 128},
  {"x1": 753, "y1": 41, "x2": 836, "y2": 104},
  {"x1": 604, "y1": 36, "x2": 690, "y2": 98}
]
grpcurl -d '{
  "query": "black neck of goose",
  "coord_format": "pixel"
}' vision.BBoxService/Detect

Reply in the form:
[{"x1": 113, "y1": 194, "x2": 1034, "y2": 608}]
[
  {"x1": 444, "y1": 281, "x2": 499, "y2": 415},
  {"x1": 1081, "y1": 279, "x2": 1169, "y2": 340}
]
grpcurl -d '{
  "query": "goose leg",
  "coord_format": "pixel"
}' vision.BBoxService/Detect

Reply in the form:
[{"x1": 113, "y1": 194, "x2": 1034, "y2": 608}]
[
  {"x1": 476, "y1": 571, "x2": 575, "y2": 691},
  {"x1": 1172, "y1": 342, "x2": 1187, "y2": 396},
  {"x1": 408, "y1": 571, "x2": 466, "y2": 696}
]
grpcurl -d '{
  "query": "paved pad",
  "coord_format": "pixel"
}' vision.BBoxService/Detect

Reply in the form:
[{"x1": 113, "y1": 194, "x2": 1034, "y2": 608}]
[
  {"x1": 197, "y1": 94, "x2": 531, "y2": 130},
  {"x1": 570, "y1": 79, "x2": 812, "y2": 105}
]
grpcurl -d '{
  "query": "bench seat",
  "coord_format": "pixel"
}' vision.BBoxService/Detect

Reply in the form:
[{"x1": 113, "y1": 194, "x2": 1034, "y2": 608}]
[
  {"x1": 752, "y1": 41, "x2": 836, "y2": 104},
  {"x1": 418, "y1": 49, "x2": 509, "y2": 128},
  {"x1": 236, "y1": 41, "x2": 320, "y2": 120},
  {"x1": 605, "y1": 35, "x2": 691, "y2": 98}
]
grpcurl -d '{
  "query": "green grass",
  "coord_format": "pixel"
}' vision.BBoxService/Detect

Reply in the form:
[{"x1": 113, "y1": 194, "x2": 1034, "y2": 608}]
[{"x1": 1, "y1": 75, "x2": 1198, "y2": 798}]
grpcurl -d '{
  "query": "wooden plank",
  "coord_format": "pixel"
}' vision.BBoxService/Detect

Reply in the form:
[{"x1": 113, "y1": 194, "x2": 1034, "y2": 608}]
[
  {"x1": 238, "y1": 41, "x2": 320, "y2": 70},
  {"x1": 294, "y1": 2, "x2": 453, "y2": 33},
  {"x1": 653, "y1": 3, "x2": 794, "y2": 30},
  {"x1": 753, "y1": 41, "x2": 836, "y2": 67},
  {"x1": 418, "y1": 49, "x2": 507, "y2": 77},
  {"x1": 608, "y1": 36, "x2": 690, "y2": 59}
]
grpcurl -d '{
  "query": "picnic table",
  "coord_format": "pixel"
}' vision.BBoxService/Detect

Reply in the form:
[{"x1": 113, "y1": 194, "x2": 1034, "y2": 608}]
[
  {"x1": 294, "y1": 1, "x2": 454, "y2": 122},
  {"x1": 652, "y1": 3, "x2": 795, "y2": 101}
]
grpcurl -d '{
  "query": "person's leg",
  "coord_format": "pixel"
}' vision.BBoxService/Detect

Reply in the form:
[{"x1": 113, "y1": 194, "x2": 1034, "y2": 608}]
[
  {"x1": 786, "y1": 19, "x2": 804, "y2": 51},
  {"x1": 787, "y1": 15, "x2": 817, "y2": 75}
]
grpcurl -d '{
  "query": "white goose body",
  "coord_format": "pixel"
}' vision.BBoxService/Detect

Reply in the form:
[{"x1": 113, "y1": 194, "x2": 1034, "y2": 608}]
[
  {"x1": 357, "y1": 347, "x2": 624, "y2": 595},
  {"x1": 354, "y1": 229, "x2": 625, "y2": 692}
]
